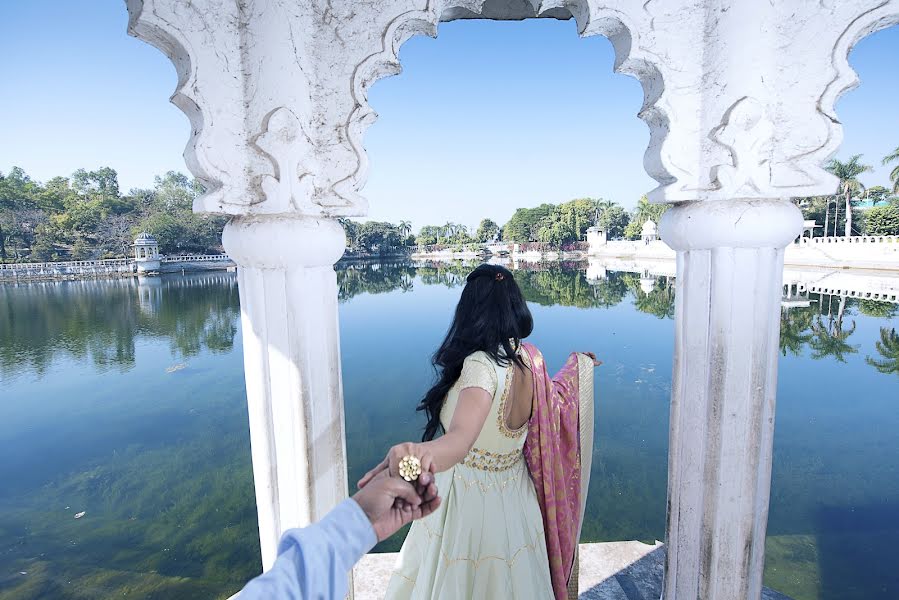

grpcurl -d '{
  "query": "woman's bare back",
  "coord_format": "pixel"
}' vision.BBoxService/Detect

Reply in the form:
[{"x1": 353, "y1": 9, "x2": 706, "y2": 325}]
[{"x1": 505, "y1": 360, "x2": 534, "y2": 431}]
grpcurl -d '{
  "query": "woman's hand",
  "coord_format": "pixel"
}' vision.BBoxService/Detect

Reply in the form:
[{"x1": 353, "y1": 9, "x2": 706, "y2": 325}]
[
  {"x1": 358, "y1": 442, "x2": 435, "y2": 489},
  {"x1": 581, "y1": 352, "x2": 603, "y2": 367}
]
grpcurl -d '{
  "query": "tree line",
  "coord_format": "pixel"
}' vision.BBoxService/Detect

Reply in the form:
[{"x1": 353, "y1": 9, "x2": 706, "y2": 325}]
[
  {"x1": 0, "y1": 166, "x2": 226, "y2": 262},
  {"x1": 4, "y1": 147, "x2": 898, "y2": 263},
  {"x1": 341, "y1": 196, "x2": 672, "y2": 255},
  {"x1": 796, "y1": 146, "x2": 899, "y2": 237}
]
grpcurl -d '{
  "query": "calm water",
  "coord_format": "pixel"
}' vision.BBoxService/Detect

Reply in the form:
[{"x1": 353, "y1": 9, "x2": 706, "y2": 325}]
[{"x1": 1, "y1": 263, "x2": 897, "y2": 600}]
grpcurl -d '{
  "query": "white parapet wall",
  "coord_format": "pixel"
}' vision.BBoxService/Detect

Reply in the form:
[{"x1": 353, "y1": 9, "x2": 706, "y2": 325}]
[
  {"x1": 587, "y1": 256, "x2": 899, "y2": 304},
  {"x1": 588, "y1": 236, "x2": 899, "y2": 271}
]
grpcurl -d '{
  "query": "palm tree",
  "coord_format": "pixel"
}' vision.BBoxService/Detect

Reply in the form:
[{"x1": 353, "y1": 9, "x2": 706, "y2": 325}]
[
  {"x1": 884, "y1": 146, "x2": 899, "y2": 195},
  {"x1": 809, "y1": 316, "x2": 858, "y2": 363},
  {"x1": 594, "y1": 199, "x2": 616, "y2": 224},
  {"x1": 866, "y1": 327, "x2": 899, "y2": 376},
  {"x1": 398, "y1": 220, "x2": 411, "y2": 239},
  {"x1": 826, "y1": 155, "x2": 872, "y2": 237},
  {"x1": 779, "y1": 307, "x2": 814, "y2": 356}
]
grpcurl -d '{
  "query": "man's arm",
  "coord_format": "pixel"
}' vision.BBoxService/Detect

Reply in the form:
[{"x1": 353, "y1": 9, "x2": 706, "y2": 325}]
[{"x1": 238, "y1": 498, "x2": 376, "y2": 600}]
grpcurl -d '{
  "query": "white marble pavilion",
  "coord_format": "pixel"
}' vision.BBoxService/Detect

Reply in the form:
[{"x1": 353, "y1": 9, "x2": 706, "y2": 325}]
[{"x1": 124, "y1": 1, "x2": 899, "y2": 598}]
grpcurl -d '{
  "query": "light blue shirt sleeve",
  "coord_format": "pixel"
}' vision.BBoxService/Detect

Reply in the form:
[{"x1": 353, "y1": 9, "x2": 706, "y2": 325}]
[{"x1": 238, "y1": 498, "x2": 378, "y2": 599}]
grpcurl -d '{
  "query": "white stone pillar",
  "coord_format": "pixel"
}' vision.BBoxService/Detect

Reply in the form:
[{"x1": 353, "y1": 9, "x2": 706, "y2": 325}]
[
  {"x1": 222, "y1": 215, "x2": 349, "y2": 570},
  {"x1": 659, "y1": 199, "x2": 803, "y2": 599}
]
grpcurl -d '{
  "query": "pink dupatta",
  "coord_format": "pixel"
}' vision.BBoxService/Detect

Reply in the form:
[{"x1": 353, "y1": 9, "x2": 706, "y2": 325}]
[{"x1": 521, "y1": 342, "x2": 592, "y2": 600}]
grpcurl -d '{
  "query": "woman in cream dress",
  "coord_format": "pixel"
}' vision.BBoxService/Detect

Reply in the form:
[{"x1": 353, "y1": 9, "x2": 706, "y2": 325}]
[{"x1": 358, "y1": 264, "x2": 598, "y2": 600}]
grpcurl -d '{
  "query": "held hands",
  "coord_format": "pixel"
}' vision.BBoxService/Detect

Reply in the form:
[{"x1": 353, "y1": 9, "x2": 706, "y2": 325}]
[
  {"x1": 351, "y1": 469, "x2": 441, "y2": 541},
  {"x1": 582, "y1": 351, "x2": 603, "y2": 367},
  {"x1": 357, "y1": 442, "x2": 436, "y2": 488}
]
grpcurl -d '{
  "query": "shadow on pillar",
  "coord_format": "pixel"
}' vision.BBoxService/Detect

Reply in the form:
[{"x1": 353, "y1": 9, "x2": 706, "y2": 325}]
[
  {"x1": 816, "y1": 502, "x2": 899, "y2": 600},
  {"x1": 579, "y1": 546, "x2": 794, "y2": 600}
]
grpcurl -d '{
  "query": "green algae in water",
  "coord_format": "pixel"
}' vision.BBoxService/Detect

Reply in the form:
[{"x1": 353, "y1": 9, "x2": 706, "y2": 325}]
[{"x1": 1, "y1": 266, "x2": 898, "y2": 599}]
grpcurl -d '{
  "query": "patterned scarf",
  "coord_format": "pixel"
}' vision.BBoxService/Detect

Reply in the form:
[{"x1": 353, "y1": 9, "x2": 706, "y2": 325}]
[{"x1": 522, "y1": 343, "x2": 586, "y2": 600}]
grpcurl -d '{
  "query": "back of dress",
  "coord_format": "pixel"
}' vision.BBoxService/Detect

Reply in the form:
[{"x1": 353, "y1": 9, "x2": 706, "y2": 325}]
[
  {"x1": 439, "y1": 348, "x2": 532, "y2": 463},
  {"x1": 386, "y1": 346, "x2": 555, "y2": 600}
]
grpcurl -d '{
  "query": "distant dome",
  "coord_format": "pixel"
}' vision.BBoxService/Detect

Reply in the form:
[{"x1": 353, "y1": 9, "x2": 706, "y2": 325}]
[
  {"x1": 641, "y1": 220, "x2": 658, "y2": 235},
  {"x1": 134, "y1": 232, "x2": 158, "y2": 244}
]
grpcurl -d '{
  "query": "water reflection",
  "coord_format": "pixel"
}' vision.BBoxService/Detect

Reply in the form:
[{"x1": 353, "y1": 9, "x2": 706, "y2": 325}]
[
  {"x1": 1, "y1": 263, "x2": 897, "y2": 600},
  {"x1": 338, "y1": 260, "x2": 678, "y2": 317},
  {"x1": 0, "y1": 273, "x2": 239, "y2": 380}
]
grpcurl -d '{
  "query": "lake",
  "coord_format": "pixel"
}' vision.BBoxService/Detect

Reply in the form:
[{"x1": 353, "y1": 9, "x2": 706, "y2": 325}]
[{"x1": 1, "y1": 262, "x2": 897, "y2": 600}]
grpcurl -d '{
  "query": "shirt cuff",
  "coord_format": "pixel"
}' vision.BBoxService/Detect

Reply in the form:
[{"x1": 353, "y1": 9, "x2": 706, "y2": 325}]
[{"x1": 318, "y1": 497, "x2": 378, "y2": 558}]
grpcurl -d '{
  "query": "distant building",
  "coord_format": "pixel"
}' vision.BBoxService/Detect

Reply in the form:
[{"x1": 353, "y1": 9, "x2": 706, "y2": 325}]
[
  {"x1": 641, "y1": 220, "x2": 659, "y2": 244},
  {"x1": 133, "y1": 232, "x2": 161, "y2": 273}
]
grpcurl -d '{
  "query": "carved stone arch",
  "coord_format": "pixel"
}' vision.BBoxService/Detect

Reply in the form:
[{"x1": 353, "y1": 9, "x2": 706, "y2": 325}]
[
  {"x1": 125, "y1": 0, "x2": 244, "y2": 213},
  {"x1": 813, "y1": 6, "x2": 899, "y2": 175},
  {"x1": 338, "y1": 0, "x2": 673, "y2": 206},
  {"x1": 334, "y1": 8, "x2": 441, "y2": 207}
]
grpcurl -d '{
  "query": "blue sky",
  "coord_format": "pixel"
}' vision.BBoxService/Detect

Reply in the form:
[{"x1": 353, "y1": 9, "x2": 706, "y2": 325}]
[{"x1": 1, "y1": 2, "x2": 897, "y2": 232}]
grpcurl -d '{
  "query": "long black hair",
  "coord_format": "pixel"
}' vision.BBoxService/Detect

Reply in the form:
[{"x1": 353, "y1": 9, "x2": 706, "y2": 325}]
[{"x1": 417, "y1": 264, "x2": 533, "y2": 441}]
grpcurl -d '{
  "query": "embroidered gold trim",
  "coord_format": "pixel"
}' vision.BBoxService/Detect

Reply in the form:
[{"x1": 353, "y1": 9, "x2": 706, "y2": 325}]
[
  {"x1": 460, "y1": 447, "x2": 522, "y2": 471},
  {"x1": 497, "y1": 351, "x2": 528, "y2": 438},
  {"x1": 454, "y1": 470, "x2": 522, "y2": 493}
]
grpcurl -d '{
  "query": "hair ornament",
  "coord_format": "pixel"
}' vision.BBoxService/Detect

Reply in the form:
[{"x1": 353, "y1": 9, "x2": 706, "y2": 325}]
[{"x1": 495, "y1": 272, "x2": 505, "y2": 281}]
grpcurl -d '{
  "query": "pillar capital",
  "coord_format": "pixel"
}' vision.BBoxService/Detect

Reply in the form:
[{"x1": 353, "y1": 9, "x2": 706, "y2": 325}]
[
  {"x1": 659, "y1": 199, "x2": 803, "y2": 252},
  {"x1": 222, "y1": 215, "x2": 346, "y2": 269}
]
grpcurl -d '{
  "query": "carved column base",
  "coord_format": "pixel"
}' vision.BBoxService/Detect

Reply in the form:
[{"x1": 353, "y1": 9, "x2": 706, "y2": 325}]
[
  {"x1": 659, "y1": 199, "x2": 803, "y2": 599},
  {"x1": 223, "y1": 215, "x2": 348, "y2": 571}
]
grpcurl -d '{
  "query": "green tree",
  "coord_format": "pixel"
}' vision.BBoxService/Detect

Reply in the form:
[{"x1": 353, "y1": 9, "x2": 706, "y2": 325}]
[
  {"x1": 779, "y1": 308, "x2": 814, "y2": 356},
  {"x1": 809, "y1": 295, "x2": 858, "y2": 362},
  {"x1": 71, "y1": 236, "x2": 91, "y2": 260},
  {"x1": 136, "y1": 173, "x2": 224, "y2": 254},
  {"x1": 883, "y1": 145, "x2": 899, "y2": 194},
  {"x1": 338, "y1": 218, "x2": 359, "y2": 251},
  {"x1": 30, "y1": 229, "x2": 56, "y2": 261},
  {"x1": 858, "y1": 300, "x2": 898, "y2": 319},
  {"x1": 866, "y1": 185, "x2": 892, "y2": 206},
  {"x1": 596, "y1": 205, "x2": 630, "y2": 239},
  {"x1": 416, "y1": 225, "x2": 441, "y2": 246},
  {"x1": 398, "y1": 220, "x2": 412, "y2": 241},
  {"x1": 864, "y1": 205, "x2": 899, "y2": 236},
  {"x1": 0, "y1": 167, "x2": 41, "y2": 260},
  {"x1": 866, "y1": 327, "x2": 899, "y2": 376},
  {"x1": 624, "y1": 195, "x2": 669, "y2": 240},
  {"x1": 474, "y1": 218, "x2": 500, "y2": 243},
  {"x1": 355, "y1": 221, "x2": 403, "y2": 253},
  {"x1": 502, "y1": 204, "x2": 555, "y2": 243},
  {"x1": 826, "y1": 155, "x2": 871, "y2": 237}
]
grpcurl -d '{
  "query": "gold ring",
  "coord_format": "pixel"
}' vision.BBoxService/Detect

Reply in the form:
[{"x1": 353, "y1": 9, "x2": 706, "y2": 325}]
[{"x1": 398, "y1": 455, "x2": 422, "y2": 482}]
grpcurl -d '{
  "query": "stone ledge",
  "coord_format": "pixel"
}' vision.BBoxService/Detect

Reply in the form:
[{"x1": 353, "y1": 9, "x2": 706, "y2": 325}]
[{"x1": 354, "y1": 541, "x2": 794, "y2": 600}]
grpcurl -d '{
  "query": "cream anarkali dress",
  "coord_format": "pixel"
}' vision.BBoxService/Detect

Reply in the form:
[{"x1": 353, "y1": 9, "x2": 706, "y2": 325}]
[{"x1": 384, "y1": 350, "x2": 554, "y2": 599}]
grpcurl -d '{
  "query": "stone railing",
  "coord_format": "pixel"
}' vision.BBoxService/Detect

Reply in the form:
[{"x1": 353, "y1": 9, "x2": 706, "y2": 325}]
[
  {"x1": 0, "y1": 258, "x2": 135, "y2": 280},
  {"x1": 160, "y1": 254, "x2": 232, "y2": 262},
  {"x1": 797, "y1": 235, "x2": 898, "y2": 245},
  {"x1": 0, "y1": 258, "x2": 131, "y2": 271}
]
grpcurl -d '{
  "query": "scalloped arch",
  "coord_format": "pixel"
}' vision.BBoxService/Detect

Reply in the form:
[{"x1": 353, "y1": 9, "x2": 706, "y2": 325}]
[
  {"x1": 125, "y1": 0, "x2": 229, "y2": 212},
  {"x1": 334, "y1": 0, "x2": 673, "y2": 206},
  {"x1": 810, "y1": 8, "x2": 899, "y2": 171}
]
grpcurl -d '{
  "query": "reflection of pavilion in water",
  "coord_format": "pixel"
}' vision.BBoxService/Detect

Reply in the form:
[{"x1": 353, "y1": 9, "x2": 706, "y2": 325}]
[
  {"x1": 137, "y1": 272, "x2": 238, "y2": 314},
  {"x1": 586, "y1": 256, "x2": 899, "y2": 307}
]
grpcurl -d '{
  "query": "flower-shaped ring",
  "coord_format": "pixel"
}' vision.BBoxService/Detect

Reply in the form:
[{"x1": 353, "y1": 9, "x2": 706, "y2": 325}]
[{"x1": 398, "y1": 455, "x2": 422, "y2": 482}]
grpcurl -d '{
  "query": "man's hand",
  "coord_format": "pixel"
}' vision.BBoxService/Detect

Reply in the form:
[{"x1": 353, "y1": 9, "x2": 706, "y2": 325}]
[{"x1": 351, "y1": 469, "x2": 441, "y2": 541}]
